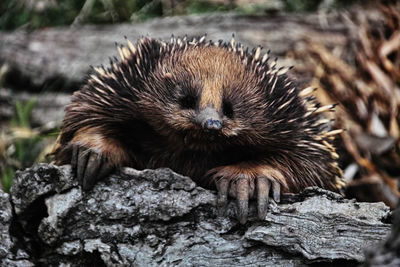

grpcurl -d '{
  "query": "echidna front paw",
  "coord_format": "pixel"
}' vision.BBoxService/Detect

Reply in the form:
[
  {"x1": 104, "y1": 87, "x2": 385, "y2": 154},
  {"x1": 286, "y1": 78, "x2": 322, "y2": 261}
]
[
  {"x1": 216, "y1": 175, "x2": 281, "y2": 224},
  {"x1": 71, "y1": 144, "x2": 114, "y2": 190}
]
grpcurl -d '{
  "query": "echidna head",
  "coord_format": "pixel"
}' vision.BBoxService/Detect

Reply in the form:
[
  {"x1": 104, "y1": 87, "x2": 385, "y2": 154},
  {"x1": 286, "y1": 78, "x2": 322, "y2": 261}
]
[
  {"x1": 105, "y1": 36, "x2": 301, "y2": 151},
  {"x1": 148, "y1": 44, "x2": 272, "y2": 150}
]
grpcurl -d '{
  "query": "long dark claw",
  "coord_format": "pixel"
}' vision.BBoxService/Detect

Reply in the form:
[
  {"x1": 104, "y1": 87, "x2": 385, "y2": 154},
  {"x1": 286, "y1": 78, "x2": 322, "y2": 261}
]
[
  {"x1": 70, "y1": 144, "x2": 115, "y2": 191},
  {"x1": 76, "y1": 148, "x2": 90, "y2": 186},
  {"x1": 257, "y1": 176, "x2": 271, "y2": 220},
  {"x1": 82, "y1": 151, "x2": 102, "y2": 190},
  {"x1": 271, "y1": 180, "x2": 281, "y2": 203},
  {"x1": 216, "y1": 178, "x2": 230, "y2": 216},
  {"x1": 71, "y1": 145, "x2": 79, "y2": 176},
  {"x1": 236, "y1": 177, "x2": 249, "y2": 224},
  {"x1": 96, "y1": 157, "x2": 114, "y2": 186}
]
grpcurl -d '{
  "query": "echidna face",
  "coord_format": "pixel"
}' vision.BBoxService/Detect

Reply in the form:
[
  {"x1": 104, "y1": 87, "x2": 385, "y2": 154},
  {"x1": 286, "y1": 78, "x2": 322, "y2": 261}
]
[
  {"x1": 105, "y1": 36, "x2": 300, "y2": 150},
  {"x1": 151, "y1": 46, "x2": 266, "y2": 150},
  {"x1": 158, "y1": 79, "x2": 242, "y2": 149}
]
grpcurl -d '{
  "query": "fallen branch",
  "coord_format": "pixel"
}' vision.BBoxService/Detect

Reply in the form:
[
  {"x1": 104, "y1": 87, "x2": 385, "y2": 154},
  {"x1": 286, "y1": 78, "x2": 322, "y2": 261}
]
[{"x1": 0, "y1": 163, "x2": 391, "y2": 265}]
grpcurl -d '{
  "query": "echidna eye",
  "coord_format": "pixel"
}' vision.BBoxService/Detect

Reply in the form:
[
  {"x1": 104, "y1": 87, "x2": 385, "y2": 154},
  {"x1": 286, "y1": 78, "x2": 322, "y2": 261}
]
[
  {"x1": 179, "y1": 95, "x2": 197, "y2": 110},
  {"x1": 223, "y1": 101, "x2": 234, "y2": 118}
]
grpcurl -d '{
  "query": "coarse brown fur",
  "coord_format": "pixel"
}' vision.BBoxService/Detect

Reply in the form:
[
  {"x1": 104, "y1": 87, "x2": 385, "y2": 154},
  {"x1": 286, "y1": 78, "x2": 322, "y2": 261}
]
[{"x1": 53, "y1": 35, "x2": 343, "y2": 198}]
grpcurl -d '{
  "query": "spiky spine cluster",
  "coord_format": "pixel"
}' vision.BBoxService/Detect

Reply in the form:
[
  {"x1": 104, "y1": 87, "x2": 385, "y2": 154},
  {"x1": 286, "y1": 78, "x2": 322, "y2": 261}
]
[{"x1": 56, "y1": 34, "x2": 344, "y2": 192}]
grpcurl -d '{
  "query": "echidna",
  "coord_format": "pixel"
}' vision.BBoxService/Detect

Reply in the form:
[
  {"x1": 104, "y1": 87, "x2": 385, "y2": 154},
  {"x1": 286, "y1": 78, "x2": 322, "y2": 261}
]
[{"x1": 53, "y1": 35, "x2": 344, "y2": 224}]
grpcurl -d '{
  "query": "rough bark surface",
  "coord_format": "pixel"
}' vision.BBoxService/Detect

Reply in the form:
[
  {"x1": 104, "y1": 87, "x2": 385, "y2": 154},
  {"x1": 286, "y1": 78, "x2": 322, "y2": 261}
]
[
  {"x1": 0, "y1": 163, "x2": 391, "y2": 266},
  {"x1": 364, "y1": 205, "x2": 400, "y2": 267},
  {"x1": 0, "y1": 189, "x2": 33, "y2": 266}
]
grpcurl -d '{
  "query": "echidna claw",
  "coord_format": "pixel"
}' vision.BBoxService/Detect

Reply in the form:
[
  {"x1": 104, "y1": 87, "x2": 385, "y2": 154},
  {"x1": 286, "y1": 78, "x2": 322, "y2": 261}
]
[
  {"x1": 76, "y1": 147, "x2": 90, "y2": 186},
  {"x1": 235, "y1": 177, "x2": 249, "y2": 224},
  {"x1": 71, "y1": 145, "x2": 79, "y2": 177},
  {"x1": 271, "y1": 180, "x2": 281, "y2": 203},
  {"x1": 216, "y1": 177, "x2": 229, "y2": 216},
  {"x1": 257, "y1": 176, "x2": 271, "y2": 220},
  {"x1": 71, "y1": 144, "x2": 114, "y2": 191},
  {"x1": 215, "y1": 174, "x2": 282, "y2": 224}
]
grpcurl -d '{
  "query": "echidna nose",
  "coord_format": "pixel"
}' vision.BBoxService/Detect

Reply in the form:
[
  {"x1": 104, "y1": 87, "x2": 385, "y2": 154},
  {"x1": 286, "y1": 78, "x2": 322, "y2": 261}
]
[
  {"x1": 196, "y1": 107, "x2": 223, "y2": 131},
  {"x1": 204, "y1": 119, "x2": 222, "y2": 130}
]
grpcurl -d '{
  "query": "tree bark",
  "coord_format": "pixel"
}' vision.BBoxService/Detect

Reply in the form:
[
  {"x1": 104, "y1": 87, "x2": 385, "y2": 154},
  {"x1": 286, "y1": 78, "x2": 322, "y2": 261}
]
[{"x1": 0, "y1": 163, "x2": 391, "y2": 266}]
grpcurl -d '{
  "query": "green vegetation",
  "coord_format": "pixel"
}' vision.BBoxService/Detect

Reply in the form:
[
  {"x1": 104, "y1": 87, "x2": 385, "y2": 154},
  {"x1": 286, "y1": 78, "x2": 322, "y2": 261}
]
[
  {"x1": 0, "y1": 0, "x2": 156, "y2": 30},
  {"x1": 0, "y1": 99, "x2": 57, "y2": 192},
  {"x1": 283, "y1": 0, "x2": 360, "y2": 12},
  {"x1": 0, "y1": 0, "x2": 231, "y2": 31},
  {"x1": 0, "y1": 0, "x2": 82, "y2": 30},
  {"x1": 0, "y1": 166, "x2": 14, "y2": 194},
  {"x1": 0, "y1": 0, "x2": 365, "y2": 31},
  {"x1": 12, "y1": 99, "x2": 37, "y2": 128}
]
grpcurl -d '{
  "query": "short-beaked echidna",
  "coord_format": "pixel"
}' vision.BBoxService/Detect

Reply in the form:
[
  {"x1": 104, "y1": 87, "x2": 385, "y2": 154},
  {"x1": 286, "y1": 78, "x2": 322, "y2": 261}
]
[{"x1": 53, "y1": 35, "x2": 344, "y2": 224}]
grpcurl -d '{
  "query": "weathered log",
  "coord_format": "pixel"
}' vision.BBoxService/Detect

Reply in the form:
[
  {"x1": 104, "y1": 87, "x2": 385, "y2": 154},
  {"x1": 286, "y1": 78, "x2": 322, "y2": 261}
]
[
  {"x1": 0, "y1": 163, "x2": 391, "y2": 266},
  {"x1": 0, "y1": 12, "x2": 352, "y2": 91},
  {"x1": 0, "y1": 189, "x2": 33, "y2": 266},
  {"x1": 364, "y1": 204, "x2": 400, "y2": 266}
]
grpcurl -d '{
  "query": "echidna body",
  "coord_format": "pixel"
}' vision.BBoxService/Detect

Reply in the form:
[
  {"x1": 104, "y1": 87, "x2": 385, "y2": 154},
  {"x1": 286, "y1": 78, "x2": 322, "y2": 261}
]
[{"x1": 54, "y1": 35, "x2": 343, "y2": 223}]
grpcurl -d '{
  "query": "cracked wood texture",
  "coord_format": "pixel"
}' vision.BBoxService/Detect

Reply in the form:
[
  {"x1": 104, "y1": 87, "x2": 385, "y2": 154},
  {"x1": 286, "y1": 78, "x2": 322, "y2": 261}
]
[
  {"x1": 364, "y1": 204, "x2": 400, "y2": 266},
  {"x1": 0, "y1": 163, "x2": 391, "y2": 266}
]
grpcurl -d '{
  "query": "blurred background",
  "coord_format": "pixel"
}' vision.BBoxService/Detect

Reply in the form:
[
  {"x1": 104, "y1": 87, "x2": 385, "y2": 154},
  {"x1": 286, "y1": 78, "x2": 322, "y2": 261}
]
[{"x1": 0, "y1": 0, "x2": 399, "y2": 208}]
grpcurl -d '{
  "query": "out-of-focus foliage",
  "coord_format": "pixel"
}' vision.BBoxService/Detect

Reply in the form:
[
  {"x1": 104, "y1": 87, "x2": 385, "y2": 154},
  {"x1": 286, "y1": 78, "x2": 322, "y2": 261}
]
[
  {"x1": 12, "y1": 99, "x2": 36, "y2": 128},
  {"x1": 0, "y1": 0, "x2": 229, "y2": 30},
  {"x1": 0, "y1": 0, "x2": 366, "y2": 31},
  {"x1": 293, "y1": 1, "x2": 400, "y2": 208},
  {"x1": 283, "y1": 0, "x2": 357, "y2": 12},
  {"x1": 0, "y1": 0, "x2": 82, "y2": 30},
  {"x1": 0, "y1": 99, "x2": 57, "y2": 192}
]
